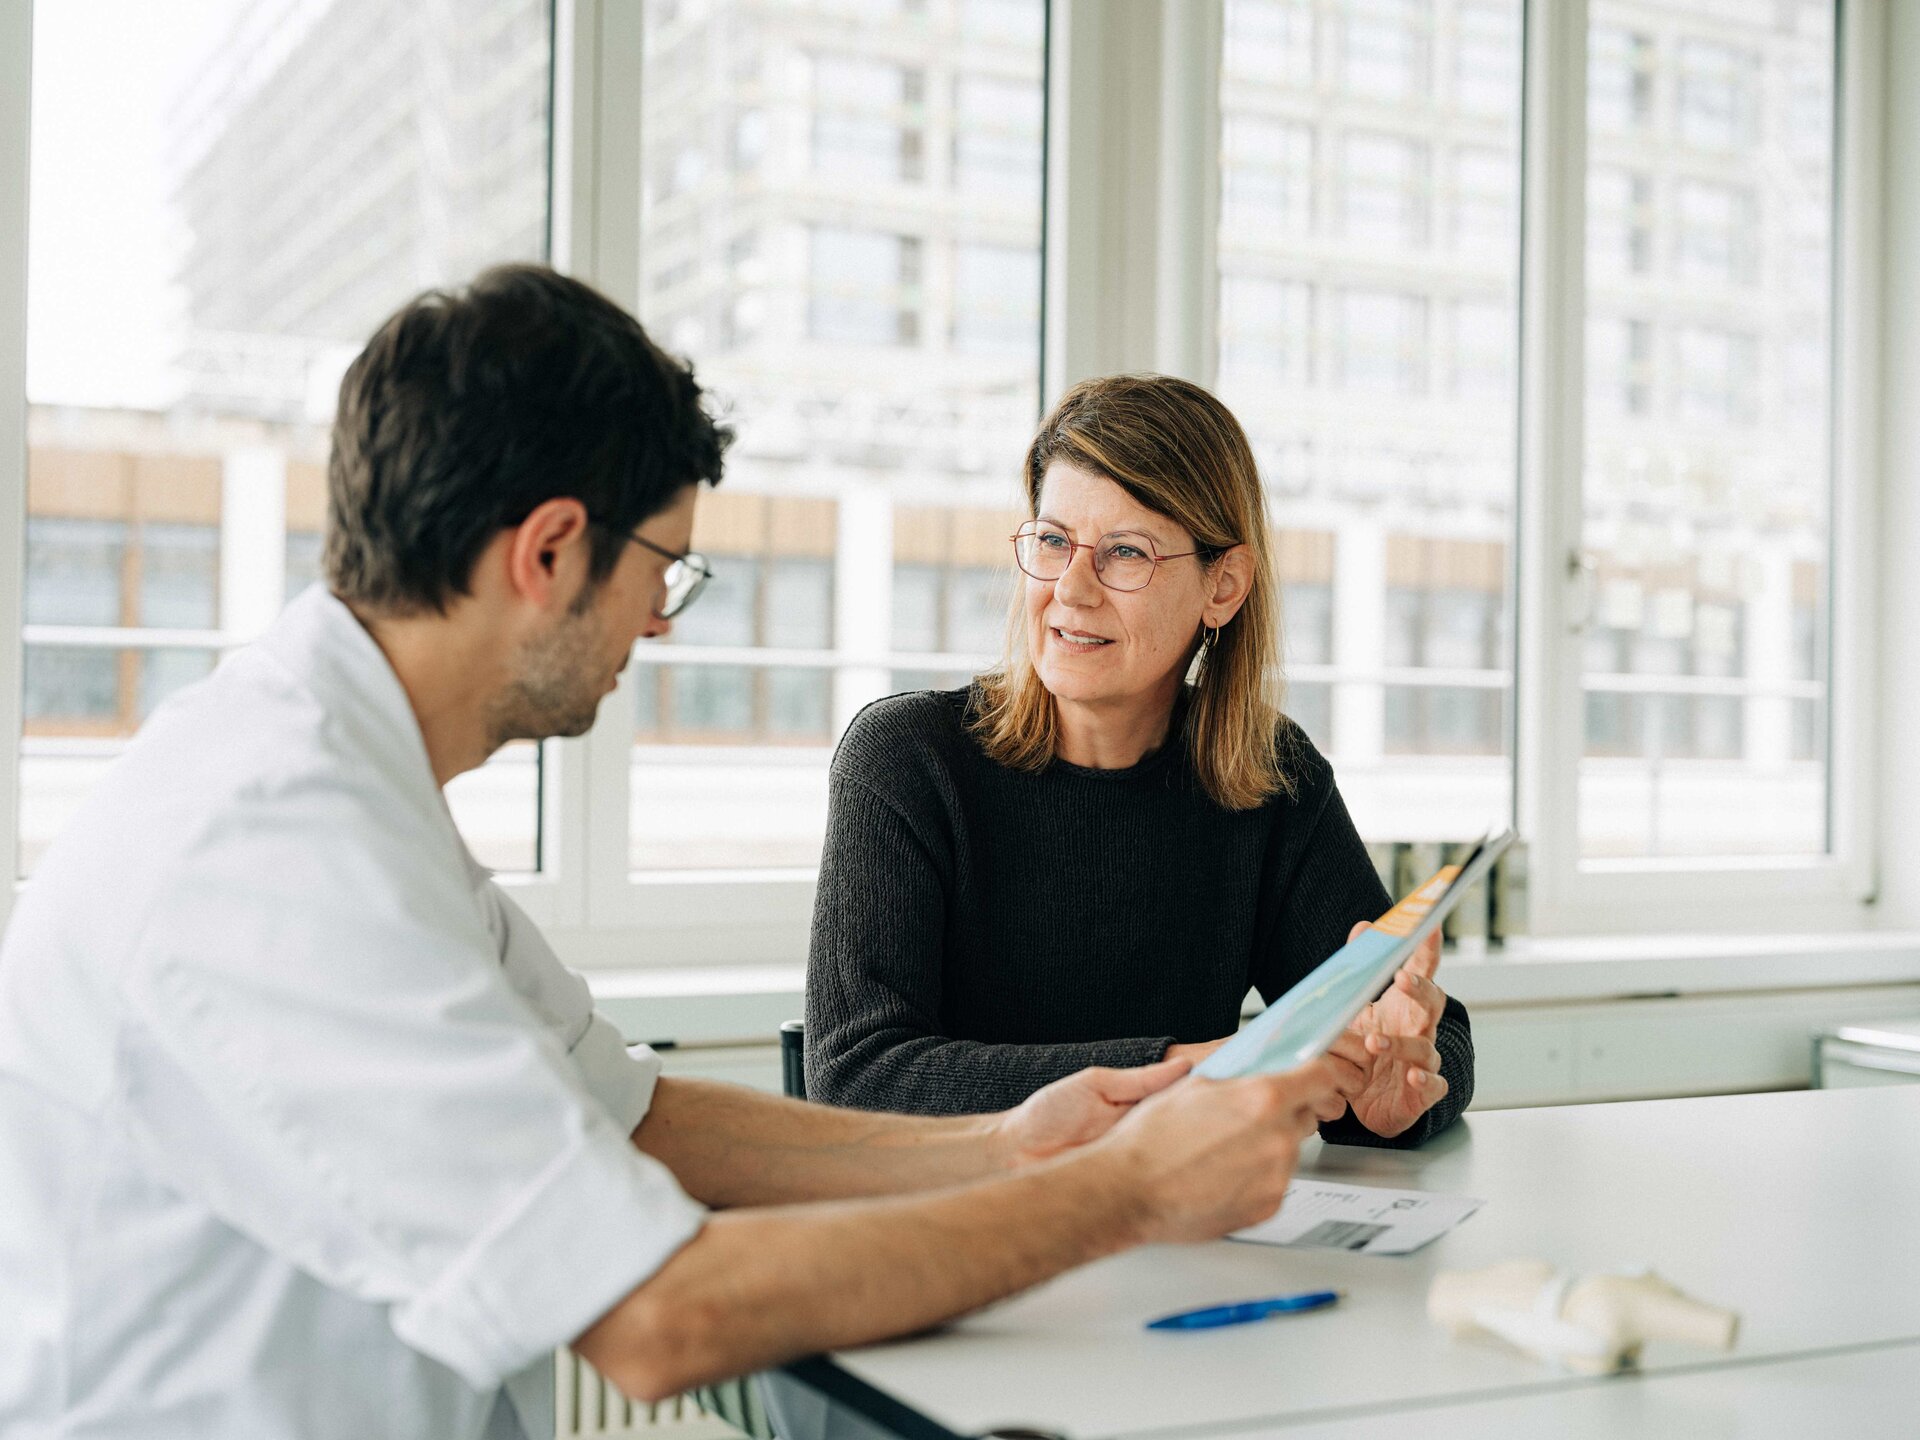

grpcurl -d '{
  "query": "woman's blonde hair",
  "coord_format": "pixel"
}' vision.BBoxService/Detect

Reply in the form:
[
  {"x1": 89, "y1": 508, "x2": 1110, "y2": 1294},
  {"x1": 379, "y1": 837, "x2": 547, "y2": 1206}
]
[{"x1": 970, "y1": 373, "x2": 1294, "y2": 810}]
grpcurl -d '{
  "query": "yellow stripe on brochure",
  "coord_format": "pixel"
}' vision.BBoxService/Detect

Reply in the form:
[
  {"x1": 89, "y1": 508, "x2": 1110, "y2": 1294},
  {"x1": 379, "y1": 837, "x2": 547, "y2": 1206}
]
[{"x1": 1371, "y1": 864, "x2": 1461, "y2": 938}]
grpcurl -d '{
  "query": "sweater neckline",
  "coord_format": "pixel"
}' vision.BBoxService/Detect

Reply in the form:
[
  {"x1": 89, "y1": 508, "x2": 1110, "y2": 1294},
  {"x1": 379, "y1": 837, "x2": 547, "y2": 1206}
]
[
  {"x1": 1045, "y1": 688, "x2": 1191, "y2": 782},
  {"x1": 1048, "y1": 744, "x2": 1180, "y2": 782}
]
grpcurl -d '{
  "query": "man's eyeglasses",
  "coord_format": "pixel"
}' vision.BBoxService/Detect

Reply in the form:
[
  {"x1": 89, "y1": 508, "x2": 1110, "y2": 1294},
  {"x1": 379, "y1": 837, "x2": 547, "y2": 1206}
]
[
  {"x1": 594, "y1": 522, "x2": 714, "y2": 619},
  {"x1": 1010, "y1": 522, "x2": 1222, "y2": 593}
]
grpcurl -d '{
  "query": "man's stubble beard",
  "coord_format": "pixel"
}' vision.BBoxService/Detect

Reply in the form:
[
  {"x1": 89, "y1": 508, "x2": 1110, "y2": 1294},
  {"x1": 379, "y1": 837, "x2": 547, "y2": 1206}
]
[{"x1": 485, "y1": 602, "x2": 612, "y2": 748}]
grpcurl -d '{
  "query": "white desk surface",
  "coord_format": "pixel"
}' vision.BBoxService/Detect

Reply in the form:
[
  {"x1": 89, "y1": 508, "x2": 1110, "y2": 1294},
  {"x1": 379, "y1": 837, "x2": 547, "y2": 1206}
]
[
  {"x1": 811, "y1": 1087, "x2": 1920, "y2": 1439},
  {"x1": 1260, "y1": 1338, "x2": 1920, "y2": 1438}
]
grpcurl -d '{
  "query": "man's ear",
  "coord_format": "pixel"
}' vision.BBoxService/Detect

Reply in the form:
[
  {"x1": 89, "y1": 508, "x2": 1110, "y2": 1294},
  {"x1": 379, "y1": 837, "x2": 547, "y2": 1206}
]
[
  {"x1": 503, "y1": 498, "x2": 594, "y2": 609},
  {"x1": 1202, "y1": 545, "x2": 1256, "y2": 628}
]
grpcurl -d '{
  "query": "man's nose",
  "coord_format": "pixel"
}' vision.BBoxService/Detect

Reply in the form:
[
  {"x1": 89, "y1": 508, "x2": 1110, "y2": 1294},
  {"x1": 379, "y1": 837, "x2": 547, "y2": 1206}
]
[{"x1": 640, "y1": 611, "x2": 672, "y2": 642}]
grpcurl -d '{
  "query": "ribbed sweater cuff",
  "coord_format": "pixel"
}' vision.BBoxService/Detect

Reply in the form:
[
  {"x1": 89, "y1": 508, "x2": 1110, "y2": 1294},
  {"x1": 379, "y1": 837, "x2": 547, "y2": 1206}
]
[{"x1": 1317, "y1": 1012, "x2": 1474, "y2": 1150}]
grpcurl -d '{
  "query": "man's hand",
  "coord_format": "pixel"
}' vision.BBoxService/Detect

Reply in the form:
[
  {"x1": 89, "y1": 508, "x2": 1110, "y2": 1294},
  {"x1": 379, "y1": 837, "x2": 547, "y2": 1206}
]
[
  {"x1": 997, "y1": 1057, "x2": 1193, "y2": 1166},
  {"x1": 1329, "y1": 922, "x2": 1449, "y2": 1139},
  {"x1": 1104, "y1": 1056, "x2": 1359, "y2": 1243},
  {"x1": 1162, "y1": 1037, "x2": 1229, "y2": 1067}
]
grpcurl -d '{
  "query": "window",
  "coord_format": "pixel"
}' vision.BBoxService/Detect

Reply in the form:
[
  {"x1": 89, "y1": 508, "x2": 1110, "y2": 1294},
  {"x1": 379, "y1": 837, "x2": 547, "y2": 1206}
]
[
  {"x1": 1674, "y1": 180, "x2": 1758, "y2": 286},
  {"x1": 1277, "y1": 529, "x2": 1336, "y2": 751},
  {"x1": 1447, "y1": 300, "x2": 1512, "y2": 403},
  {"x1": 889, "y1": 507, "x2": 1019, "y2": 697},
  {"x1": 951, "y1": 243, "x2": 1041, "y2": 354},
  {"x1": 1222, "y1": 118, "x2": 1314, "y2": 237},
  {"x1": 810, "y1": 56, "x2": 924, "y2": 184},
  {"x1": 1586, "y1": 314, "x2": 1653, "y2": 419},
  {"x1": 1343, "y1": 0, "x2": 1428, "y2": 102},
  {"x1": 19, "y1": 0, "x2": 553, "y2": 878},
  {"x1": 1676, "y1": 38, "x2": 1760, "y2": 152},
  {"x1": 809, "y1": 227, "x2": 923, "y2": 345},
  {"x1": 284, "y1": 532, "x2": 324, "y2": 601},
  {"x1": 1224, "y1": 0, "x2": 1315, "y2": 90},
  {"x1": 1580, "y1": 0, "x2": 1835, "y2": 860},
  {"x1": 960, "y1": 0, "x2": 1044, "y2": 46},
  {"x1": 1342, "y1": 131, "x2": 1429, "y2": 249},
  {"x1": 1218, "y1": 278, "x2": 1313, "y2": 385},
  {"x1": 1332, "y1": 288, "x2": 1429, "y2": 395},
  {"x1": 1589, "y1": 25, "x2": 1656, "y2": 133},
  {"x1": 631, "y1": 0, "x2": 1045, "y2": 885},
  {"x1": 1587, "y1": 167, "x2": 1653, "y2": 278},
  {"x1": 1454, "y1": 4, "x2": 1518, "y2": 117},
  {"x1": 953, "y1": 76, "x2": 1042, "y2": 199},
  {"x1": 1450, "y1": 146, "x2": 1515, "y2": 257},
  {"x1": 22, "y1": 518, "x2": 125, "y2": 736},
  {"x1": 5, "y1": 0, "x2": 1866, "y2": 949},
  {"x1": 1221, "y1": 0, "x2": 1521, "y2": 845},
  {"x1": 1384, "y1": 538, "x2": 1506, "y2": 758},
  {"x1": 1673, "y1": 326, "x2": 1759, "y2": 425}
]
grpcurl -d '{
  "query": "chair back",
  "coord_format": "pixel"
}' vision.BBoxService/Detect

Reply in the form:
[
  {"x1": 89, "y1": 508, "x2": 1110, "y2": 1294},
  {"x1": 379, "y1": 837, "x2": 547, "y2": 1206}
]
[{"x1": 779, "y1": 1020, "x2": 806, "y2": 1100}]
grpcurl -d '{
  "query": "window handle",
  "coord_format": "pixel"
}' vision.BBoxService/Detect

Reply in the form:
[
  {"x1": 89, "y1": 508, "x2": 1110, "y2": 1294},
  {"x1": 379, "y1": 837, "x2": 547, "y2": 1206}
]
[{"x1": 1566, "y1": 549, "x2": 1598, "y2": 635}]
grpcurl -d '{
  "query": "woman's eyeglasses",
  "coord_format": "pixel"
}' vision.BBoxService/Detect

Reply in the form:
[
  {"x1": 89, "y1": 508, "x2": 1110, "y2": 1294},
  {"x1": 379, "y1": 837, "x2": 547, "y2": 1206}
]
[{"x1": 1010, "y1": 522, "x2": 1220, "y2": 593}]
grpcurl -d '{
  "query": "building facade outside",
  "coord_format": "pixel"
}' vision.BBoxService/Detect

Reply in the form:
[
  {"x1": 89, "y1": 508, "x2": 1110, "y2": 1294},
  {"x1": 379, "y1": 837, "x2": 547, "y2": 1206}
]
[{"x1": 20, "y1": 0, "x2": 1835, "y2": 879}]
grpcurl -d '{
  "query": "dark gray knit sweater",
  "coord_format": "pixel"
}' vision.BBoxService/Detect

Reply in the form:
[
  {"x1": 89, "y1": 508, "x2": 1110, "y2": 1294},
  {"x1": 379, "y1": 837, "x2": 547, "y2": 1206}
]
[{"x1": 804, "y1": 687, "x2": 1473, "y2": 1147}]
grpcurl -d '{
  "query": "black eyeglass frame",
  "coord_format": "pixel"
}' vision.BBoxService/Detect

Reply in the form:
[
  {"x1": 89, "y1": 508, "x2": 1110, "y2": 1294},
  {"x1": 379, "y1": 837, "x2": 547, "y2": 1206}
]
[
  {"x1": 1009, "y1": 521, "x2": 1226, "y2": 593},
  {"x1": 590, "y1": 520, "x2": 715, "y2": 619}
]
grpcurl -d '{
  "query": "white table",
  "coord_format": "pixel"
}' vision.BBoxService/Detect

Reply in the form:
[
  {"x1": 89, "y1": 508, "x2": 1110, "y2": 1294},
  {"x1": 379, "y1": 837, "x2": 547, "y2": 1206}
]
[{"x1": 781, "y1": 1087, "x2": 1920, "y2": 1438}]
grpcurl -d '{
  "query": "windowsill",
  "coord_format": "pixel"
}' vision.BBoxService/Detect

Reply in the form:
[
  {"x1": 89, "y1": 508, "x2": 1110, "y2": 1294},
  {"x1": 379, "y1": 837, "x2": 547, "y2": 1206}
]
[
  {"x1": 586, "y1": 932, "x2": 1920, "y2": 1047},
  {"x1": 1440, "y1": 932, "x2": 1920, "y2": 1006}
]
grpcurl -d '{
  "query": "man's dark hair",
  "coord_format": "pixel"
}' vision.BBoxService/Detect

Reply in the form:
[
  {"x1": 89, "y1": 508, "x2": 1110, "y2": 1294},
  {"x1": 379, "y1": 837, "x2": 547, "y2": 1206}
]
[{"x1": 325, "y1": 263, "x2": 731, "y2": 615}]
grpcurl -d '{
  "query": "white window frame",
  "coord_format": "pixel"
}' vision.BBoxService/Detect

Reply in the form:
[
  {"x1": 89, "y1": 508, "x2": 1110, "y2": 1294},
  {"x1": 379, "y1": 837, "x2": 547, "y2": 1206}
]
[
  {"x1": 0, "y1": 0, "x2": 29, "y2": 936},
  {"x1": 1512, "y1": 0, "x2": 1882, "y2": 935},
  {"x1": 568, "y1": 0, "x2": 1882, "y2": 955},
  {"x1": 0, "y1": 0, "x2": 1886, "y2": 959}
]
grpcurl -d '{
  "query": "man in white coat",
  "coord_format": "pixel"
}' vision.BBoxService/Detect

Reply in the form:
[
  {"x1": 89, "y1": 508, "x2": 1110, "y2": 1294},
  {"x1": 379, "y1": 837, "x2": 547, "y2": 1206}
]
[{"x1": 0, "y1": 265, "x2": 1358, "y2": 1440}]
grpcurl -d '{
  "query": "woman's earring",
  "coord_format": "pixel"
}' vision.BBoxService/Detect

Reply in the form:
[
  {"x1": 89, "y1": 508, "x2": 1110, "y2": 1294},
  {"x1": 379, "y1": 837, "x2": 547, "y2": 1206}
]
[{"x1": 1204, "y1": 623, "x2": 1221, "y2": 651}]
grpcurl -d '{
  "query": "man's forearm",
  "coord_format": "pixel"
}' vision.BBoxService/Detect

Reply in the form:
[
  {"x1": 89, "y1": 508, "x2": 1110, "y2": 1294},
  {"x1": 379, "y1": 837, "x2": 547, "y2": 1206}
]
[
  {"x1": 578, "y1": 1143, "x2": 1145, "y2": 1402},
  {"x1": 634, "y1": 1075, "x2": 1015, "y2": 1207}
]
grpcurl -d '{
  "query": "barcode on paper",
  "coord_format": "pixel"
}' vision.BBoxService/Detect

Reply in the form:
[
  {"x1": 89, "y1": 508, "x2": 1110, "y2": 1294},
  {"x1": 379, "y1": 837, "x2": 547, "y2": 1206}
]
[{"x1": 1295, "y1": 1220, "x2": 1389, "y2": 1251}]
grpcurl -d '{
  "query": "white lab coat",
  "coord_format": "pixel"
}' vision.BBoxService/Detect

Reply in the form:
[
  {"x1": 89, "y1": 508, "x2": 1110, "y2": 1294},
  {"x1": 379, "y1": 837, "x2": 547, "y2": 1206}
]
[{"x1": 0, "y1": 586, "x2": 707, "y2": 1439}]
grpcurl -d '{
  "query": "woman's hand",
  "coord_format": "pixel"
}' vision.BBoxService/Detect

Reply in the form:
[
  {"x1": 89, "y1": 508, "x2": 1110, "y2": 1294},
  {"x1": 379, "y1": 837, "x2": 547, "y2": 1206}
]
[{"x1": 1327, "y1": 922, "x2": 1449, "y2": 1139}]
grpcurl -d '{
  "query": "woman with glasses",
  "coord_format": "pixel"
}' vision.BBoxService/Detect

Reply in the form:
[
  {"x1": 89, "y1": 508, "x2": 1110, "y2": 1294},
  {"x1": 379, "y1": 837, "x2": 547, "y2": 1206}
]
[{"x1": 803, "y1": 374, "x2": 1473, "y2": 1146}]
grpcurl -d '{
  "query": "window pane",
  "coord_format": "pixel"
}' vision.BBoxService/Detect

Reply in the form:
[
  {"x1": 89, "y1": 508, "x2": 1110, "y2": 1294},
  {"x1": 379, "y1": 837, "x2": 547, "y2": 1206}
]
[
  {"x1": 632, "y1": 1, "x2": 1045, "y2": 874},
  {"x1": 1578, "y1": 0, "x2": 1834, "y2": 860},
  {"x1": 22, "y1": 0, "x2": 554, "y2": 877},
  {"x1": 1218, "y1": 0, "x2": 1521, "y2": 844}
]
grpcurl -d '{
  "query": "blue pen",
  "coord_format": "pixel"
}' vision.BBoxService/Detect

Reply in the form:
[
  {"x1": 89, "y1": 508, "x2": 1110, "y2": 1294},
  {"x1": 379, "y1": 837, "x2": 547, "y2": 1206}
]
[{"x1": 1145, "y1": 1289, "x2": 1342, "y2": 1331}]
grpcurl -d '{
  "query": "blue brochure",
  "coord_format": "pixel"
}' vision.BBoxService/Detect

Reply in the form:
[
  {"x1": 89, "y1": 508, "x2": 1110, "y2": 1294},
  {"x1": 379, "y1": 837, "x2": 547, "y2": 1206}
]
[{"x1": 1195, "y1": 831, "x2": 1516, "y2": 1081}]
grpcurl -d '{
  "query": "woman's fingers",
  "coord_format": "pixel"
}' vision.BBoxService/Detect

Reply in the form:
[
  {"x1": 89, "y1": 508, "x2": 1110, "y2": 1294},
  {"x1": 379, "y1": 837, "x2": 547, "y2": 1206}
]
[
  {"x1": 1364, "y1": 1032, "x2": 1442, "y2": 1075},
  {"x1": 1404, "y1": 929, "x2": 1443, "y2": 980},
  {"x1": 1348, "y1": 919, "x2": 1442, "y2": 990},
  {"x1": 1393, "y1": 967, "x2": 1447, "y2": 1025}
]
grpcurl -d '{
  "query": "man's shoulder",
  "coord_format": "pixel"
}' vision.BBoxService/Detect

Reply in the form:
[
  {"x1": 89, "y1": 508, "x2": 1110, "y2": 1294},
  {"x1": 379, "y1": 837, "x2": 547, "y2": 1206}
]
[{"x1": 24, "y1": 646, "x2": 442, "y2": 936}]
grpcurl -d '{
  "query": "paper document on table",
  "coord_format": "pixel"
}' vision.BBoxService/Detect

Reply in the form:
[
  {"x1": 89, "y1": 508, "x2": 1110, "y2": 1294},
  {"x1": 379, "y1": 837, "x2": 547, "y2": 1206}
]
[{"x1": 1231, "y1": 1178, "x2": 1483, "y2": 1256}]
